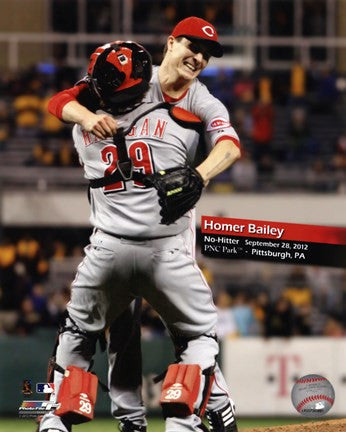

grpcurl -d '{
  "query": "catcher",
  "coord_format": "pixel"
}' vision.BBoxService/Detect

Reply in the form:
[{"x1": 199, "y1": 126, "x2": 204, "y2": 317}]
[{"x1": 46, "y1": 17, "x2": 240, "y2": 432}]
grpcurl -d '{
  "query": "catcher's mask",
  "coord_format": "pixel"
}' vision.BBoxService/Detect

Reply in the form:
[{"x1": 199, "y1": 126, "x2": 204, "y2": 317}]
[{"x1": 87, "y1": 41, "x2": 152, "y2": 113}]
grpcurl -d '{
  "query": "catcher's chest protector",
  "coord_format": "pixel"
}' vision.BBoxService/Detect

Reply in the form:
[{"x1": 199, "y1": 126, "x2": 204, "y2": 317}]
[
  {"x1": 160, "y1": 363, "x2": 201, "y2": 417},
  {"x1": 55, "y1": 366, "x2": 98, "y2": 424}
]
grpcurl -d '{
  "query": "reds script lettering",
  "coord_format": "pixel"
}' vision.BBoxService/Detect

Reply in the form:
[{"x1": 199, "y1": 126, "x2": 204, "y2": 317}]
[{"x1": 206, "y1": 117, "x2": 231, "y2": 131}]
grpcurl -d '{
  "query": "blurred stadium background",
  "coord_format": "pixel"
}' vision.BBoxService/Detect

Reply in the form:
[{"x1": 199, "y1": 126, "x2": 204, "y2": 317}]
[{"x1": 0, "y1": 0, "x2": 345, "y2": 430}]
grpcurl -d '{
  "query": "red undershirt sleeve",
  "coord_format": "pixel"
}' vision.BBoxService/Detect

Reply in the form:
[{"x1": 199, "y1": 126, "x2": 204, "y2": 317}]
[
  {"x1": 215, "y1": 135, "x2": 241, "y2": 150},
  {"x1": 48, "y1": 83, "x2": 88, "y2": 120}
]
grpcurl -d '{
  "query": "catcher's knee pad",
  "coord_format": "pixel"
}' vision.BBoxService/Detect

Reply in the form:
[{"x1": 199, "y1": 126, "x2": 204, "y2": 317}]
[
  {"x1": 55, "y1": 365, "x2": 98, "y2": 424},
  {"x1": 160, "y1": 363, "x2": 214, "y2": 418}
]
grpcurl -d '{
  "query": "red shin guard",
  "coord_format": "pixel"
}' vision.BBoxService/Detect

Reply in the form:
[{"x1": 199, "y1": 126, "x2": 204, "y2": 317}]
[
  {"x1": 160, "y1": 364, "x2": 201, "y2": 417},
  {"x1": 55, "y1": 366, "x2": 98, "y2": 424}
]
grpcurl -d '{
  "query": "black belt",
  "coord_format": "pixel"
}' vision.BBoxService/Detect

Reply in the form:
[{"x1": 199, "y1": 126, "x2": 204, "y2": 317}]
[{"x1": 96, "y1": 228, "x2": 171, "y2": 242}]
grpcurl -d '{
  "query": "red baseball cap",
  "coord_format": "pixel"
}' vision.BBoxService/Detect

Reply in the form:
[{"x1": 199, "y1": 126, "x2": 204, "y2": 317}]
[{"x1": 171, "y1": 16, "x2": 223, "y2": 58}]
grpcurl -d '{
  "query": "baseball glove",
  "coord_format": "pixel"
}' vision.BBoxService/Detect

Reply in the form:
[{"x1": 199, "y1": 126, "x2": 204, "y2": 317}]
[{"x1": 144, "y1": 166, "x2": 204, "y2": 225}]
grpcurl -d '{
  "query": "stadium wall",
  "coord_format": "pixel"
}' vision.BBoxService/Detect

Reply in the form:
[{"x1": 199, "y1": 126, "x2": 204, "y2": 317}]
[
  {"x1": 2, "y1": 192, "x2": 346, "y2": 226},
  {"x1": 2, "y1": 334, "x2": 345, "y2": 417}
]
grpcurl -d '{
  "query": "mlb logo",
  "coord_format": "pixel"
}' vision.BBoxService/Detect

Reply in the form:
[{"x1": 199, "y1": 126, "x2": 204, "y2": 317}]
[{"x1": 36, "y1": 383, "x2": 55, "y2": 394}]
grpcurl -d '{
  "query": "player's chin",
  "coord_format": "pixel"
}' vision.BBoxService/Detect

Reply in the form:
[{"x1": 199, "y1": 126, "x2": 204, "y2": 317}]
[{"x1": 179, "y1": 66, "x2": 200, "y2": 80}]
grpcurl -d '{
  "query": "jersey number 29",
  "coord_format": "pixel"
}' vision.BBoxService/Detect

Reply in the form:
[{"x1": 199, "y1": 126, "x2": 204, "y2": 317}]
[{"x1": 101, "y1": 141, "x2": 154, "y2": 193}]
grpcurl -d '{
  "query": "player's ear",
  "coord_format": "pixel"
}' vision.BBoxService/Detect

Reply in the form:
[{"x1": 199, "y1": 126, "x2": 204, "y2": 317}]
[{"x1": 166, "y1": 36, "x2": 175, "y2": 52}]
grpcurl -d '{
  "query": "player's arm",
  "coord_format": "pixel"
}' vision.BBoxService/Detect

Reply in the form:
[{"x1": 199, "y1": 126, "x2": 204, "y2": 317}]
[
  {"x1": 189, "y1": 81, "x2": 241, "y2": 183},
  {"x1": 195, "y1": 138, "x2": 240, "y2": 184},
  {"x1": 62, "y1": 101, "x2": 117, "y2": 139},
  {"x1": 48, "y1": 84, "x2": 117, "y2": 139}
]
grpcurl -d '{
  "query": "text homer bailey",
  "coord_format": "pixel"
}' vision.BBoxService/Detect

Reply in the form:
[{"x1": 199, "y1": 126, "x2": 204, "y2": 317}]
[{"x1": 203, "y1": 220, "x2": 285, "y2": 240}]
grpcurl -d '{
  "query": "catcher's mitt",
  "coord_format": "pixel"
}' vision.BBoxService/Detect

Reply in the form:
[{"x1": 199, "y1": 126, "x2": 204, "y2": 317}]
[{"x1": 144, "y1": 166, "x2": 204, "y2": 225}]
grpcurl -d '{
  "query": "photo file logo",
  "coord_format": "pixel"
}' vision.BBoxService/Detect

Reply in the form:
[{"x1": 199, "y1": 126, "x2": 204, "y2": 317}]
[{"x1": 18, "y1": 400, "x2": 59, "y2": 418}]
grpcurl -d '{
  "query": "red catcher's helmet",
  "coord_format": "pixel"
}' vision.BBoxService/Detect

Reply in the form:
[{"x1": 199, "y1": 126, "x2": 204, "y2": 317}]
[{"x1": 87, "y1": 41, "x2": 152, "y2": 112}]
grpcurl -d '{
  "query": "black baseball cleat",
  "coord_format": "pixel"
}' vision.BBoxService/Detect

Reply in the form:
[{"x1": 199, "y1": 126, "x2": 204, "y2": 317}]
[
  {"x1": 118, "y1": 420, "x2": 147, "y2": 432},
  {"x1": 40, "y1": 429, "x2": 65, "y2": 432},
  {"x1": 197, "y1": 422, "x2": 210, "y2": 431},
  {"x1": 39, "y1": 423, "x2": 71, "y2": 432},
  {"x1": 205, "y1": 401, "x2": 238, "y2": 432}
]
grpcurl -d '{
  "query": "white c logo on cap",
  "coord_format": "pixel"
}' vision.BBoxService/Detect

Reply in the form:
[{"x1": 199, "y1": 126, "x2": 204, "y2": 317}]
[{"x1": 202, "y1": 26, "x2": 215, "y2": 38}]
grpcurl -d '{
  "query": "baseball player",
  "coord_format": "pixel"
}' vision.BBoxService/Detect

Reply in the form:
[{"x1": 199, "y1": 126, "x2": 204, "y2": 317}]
[
  {"x1": 47, "y1": 17, "x2": 240, "y2": 432},
  {"x1": 41, "y1": 38, "x2": 239, "y2": 432}
]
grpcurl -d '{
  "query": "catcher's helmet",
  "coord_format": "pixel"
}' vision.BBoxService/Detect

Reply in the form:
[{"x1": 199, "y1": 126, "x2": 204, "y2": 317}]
[{"x1": 87, "y1": 41, "x2": 152, "y2": 113}]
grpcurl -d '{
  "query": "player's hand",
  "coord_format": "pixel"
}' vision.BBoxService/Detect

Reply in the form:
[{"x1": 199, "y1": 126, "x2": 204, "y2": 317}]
[{"x1": 81, "y1": 113, "x2": 118, "y2": 139}]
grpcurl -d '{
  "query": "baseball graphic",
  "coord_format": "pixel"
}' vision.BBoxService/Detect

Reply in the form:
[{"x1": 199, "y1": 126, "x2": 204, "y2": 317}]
[{"x1": 291, "y1": 374, "x2": 335, "y2": 418}]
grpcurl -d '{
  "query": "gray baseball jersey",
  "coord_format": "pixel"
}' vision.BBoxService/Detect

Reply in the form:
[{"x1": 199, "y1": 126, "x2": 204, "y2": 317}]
[{"x1": 73, "y1": 102, "x2": 200, "y2": 238}]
